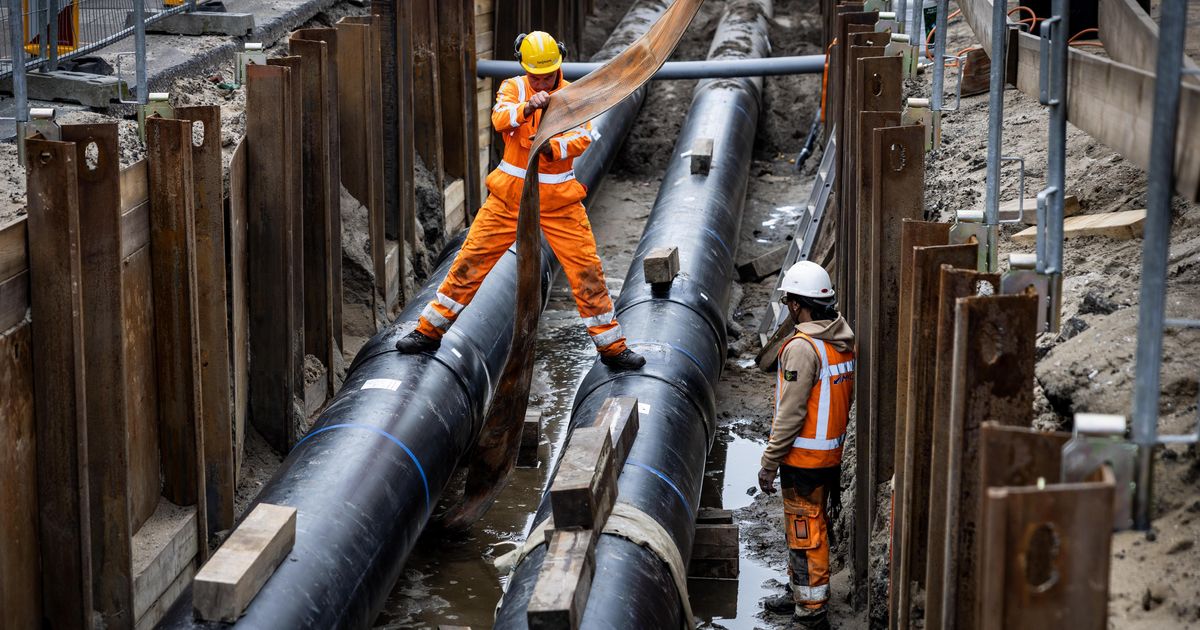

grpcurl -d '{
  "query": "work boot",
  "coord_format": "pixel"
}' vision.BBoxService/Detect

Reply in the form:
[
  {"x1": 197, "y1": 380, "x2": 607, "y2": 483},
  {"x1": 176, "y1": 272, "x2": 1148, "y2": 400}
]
[
  {"x1": 394, "y1": 329, "x2": 441, "y2": 354},
  {"x1": 763, "y1": 594, "x2": 797, "y2": 615},
  {"x1": 600, "y1": 348, "x2": 646, "y2": 370},
  {"x1": 791, "y1": 608, "x2": 831, "y2": 630}
]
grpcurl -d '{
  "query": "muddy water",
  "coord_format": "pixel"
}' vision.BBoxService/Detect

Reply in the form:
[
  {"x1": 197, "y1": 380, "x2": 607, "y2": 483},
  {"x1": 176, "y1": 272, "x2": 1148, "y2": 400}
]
[
  {"x1": 374, "y1": 291, "x2": 596, "y2": 628},
  {"x1": 692, "y1": 428, "x2": 780, "y2": 629}
]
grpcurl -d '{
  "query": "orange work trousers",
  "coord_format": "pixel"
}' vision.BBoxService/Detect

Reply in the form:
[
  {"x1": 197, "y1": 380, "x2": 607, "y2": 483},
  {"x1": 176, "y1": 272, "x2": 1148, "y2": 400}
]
[
  {"x1": 416, "y1": 193, "x2": 627, "y2": 356},
  {"x1": 781, "y1": 465, "x2": 835, "y2": 611}
]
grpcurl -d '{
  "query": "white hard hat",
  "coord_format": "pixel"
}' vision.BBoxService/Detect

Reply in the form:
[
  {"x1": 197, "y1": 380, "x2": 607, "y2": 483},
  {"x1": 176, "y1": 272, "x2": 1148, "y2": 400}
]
[{"x1": 780, "y1": 261, "x2": 835, "y2": 300}]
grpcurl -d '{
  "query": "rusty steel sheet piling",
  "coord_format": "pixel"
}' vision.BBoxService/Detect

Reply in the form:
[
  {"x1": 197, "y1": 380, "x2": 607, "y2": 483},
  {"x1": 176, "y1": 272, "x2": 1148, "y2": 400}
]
[
  {"x1": 337, "y1": 15, "x2": 391, "y2": 327},
  {"x1": 860, "y1": 123, "x2": 925, "y2": 614},
  {"x1": 245, "y1": 63, "x2": 305, "y2": 454},
  {"x1": 146, "y1": 116, "x2": 210, "y2": 552},
  {"x1": 174, "y1": 105, "x2": 236, "y2": 535},
  {"x1": 292, "y1": 28, "x2": 344, "y2": 395},
  {"x1": 227, "y1": 140, "x2": 250, "y2": 479},
  {"x1": 62, "y1": 123, "x2": 135, "y2": 628},
  {"x1": 927, "y1": 295, "x2": 1039, "y2": 630},
  {"x1": 978, "y1": 479, "x2": 1113, "y2": 630},
  {"x1": 892, "y1": 238, "x2": 977, "y2": 628},
  {"x1": 25, "y1": 135, "x2": 94, "y2": 629}
]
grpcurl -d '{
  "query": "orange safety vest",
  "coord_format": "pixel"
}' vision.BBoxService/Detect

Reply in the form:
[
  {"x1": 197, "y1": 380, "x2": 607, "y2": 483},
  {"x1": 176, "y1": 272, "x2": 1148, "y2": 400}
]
[
  {"x1": 487, "y1": 73, "x2": 593, "y2": 210},
  {"x1": 777, "y1": 331, "x2": 855, "y2": 469}
]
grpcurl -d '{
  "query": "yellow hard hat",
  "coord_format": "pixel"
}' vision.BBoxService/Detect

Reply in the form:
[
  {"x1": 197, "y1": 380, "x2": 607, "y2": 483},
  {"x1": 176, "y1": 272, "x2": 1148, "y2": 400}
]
[{"x1": 516, "y1": 31, "x2": 564, "y2": 75}]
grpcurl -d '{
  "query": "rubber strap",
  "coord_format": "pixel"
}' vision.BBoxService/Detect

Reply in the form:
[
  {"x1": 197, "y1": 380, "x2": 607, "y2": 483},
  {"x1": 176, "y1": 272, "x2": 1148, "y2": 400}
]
[{"x1": 495, "y1": 502, "x2": 696, "y2": 629}]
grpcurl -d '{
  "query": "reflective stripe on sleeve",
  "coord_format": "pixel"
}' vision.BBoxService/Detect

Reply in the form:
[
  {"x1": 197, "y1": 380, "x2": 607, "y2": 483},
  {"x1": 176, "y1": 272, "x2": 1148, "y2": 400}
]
[{"x1": 497, "y1": 160, "x2": 577, "y2": 184}]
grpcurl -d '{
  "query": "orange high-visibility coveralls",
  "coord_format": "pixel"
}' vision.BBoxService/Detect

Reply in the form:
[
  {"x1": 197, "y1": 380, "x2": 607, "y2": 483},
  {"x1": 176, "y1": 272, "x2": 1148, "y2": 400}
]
[{"x1": 414, "y1": 72, "x2": 628, "y2": 356}]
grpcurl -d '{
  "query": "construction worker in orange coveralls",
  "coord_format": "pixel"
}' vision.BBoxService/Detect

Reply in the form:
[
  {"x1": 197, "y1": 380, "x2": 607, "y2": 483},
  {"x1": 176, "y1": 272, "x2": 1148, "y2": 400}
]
[
  {"x1": 758, "y1": 261, "x2": 855, "y2": 630},
  {"x1": 394, "y1": 30, "x2": 646, "y2": 370}
]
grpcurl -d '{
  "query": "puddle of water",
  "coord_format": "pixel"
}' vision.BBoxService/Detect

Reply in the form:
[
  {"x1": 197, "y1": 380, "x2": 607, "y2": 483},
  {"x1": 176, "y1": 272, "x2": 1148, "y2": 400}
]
[
  {"x1": 375, "y1": 292, "x2": 596, "y2": 628},
  {"x1": 691, "y1": 546, "x2": 779, "y2": 629},
  {"x1": 694, "y1": 427, "x2": 781, "y2": 628}
]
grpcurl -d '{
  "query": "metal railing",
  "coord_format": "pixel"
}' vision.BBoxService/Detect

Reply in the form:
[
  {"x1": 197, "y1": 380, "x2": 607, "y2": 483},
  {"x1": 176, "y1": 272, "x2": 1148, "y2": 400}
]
[{"x1": 0, "y1": 0, "x2": 193, "y2": 77}]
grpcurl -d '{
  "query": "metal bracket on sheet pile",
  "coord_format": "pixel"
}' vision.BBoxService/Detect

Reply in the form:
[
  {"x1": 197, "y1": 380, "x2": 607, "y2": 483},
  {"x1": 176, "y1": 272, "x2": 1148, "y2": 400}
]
[
  {"x1": 18, "y1": 108, "x2": 60, "y2": 166},
  {"x1": 949, "y1": 209, "x2": 992, "y2": 271},
  {"x1": 138, "y1": 92, "x2": 174, "y2": 141},
  {"x1": 1063, "y1": 413, "x2": 1137, "y2": 530},
  {"x1": 1000, "y1": 252, "x2": 1062, "y2": 333},
  {"x1": 237, "y1": 42, "x2": 268, "y2": 87},
  {"x1": 902, "y1": 97, "x2": 938, "y2": 151},
  {"x1": 885, "y1": 32, "x2": 918, "y2": 79}
]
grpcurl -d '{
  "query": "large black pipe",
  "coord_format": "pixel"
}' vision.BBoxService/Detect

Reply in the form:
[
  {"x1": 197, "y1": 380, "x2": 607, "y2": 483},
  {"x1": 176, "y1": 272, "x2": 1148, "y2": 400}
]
[
  {"x1": 494, "y1": 1, "x2": 770, "y2": 627},
  {"x1": 159, "y1": 2, "x2": 671, "y2": 627}
]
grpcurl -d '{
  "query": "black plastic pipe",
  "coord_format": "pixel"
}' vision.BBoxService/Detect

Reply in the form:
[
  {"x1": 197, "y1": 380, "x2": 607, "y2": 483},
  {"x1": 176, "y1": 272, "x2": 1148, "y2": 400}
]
[
  {"x1": 158, "y1": 2, "x2": 670, "y2": 627},
  {"x1": 494, "y1": 1, "x2": 770, "y2": 627}
]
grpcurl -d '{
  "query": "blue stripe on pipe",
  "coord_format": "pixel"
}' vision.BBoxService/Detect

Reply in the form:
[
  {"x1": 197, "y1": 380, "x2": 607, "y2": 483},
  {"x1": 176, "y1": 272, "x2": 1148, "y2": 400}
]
[
  {"x1": 626, "y1": 459, "x2": 691, "y2": 514},
  {"x1": 295, "y1": 423, "x2": 431, "y2": 510},
  {"x1": 667, "y1": 343, "x2": 705, "y2": 372}
]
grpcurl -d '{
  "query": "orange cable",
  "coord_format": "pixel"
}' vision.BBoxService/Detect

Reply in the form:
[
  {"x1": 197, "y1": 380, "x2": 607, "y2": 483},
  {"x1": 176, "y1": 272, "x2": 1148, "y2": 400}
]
[{"x1": 1068, "y1": 27, "x2": 1099, "y2": 43}]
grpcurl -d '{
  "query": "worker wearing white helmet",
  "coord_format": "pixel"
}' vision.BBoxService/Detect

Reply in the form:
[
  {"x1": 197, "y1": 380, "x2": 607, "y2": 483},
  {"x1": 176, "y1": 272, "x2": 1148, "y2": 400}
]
[{"x1": 758, "y1": 260, "x2": 855, "y2": 630}]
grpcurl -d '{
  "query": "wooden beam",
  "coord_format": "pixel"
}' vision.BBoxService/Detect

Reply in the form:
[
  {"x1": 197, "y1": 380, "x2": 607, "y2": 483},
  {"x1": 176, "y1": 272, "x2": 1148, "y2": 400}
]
[
  {"x1": 998, "y1": 194, "x2": 1080, "y2": 225},
  {"x1": 736, "y1": 243, "x2": 788, "y2": 283},
  {"x1": 643, "y1": 246, "x2": 680, "y2": 284},
  {"x1": 549, "y1": 426, "x2": 615, "y2": 531},
  {"x1": 25, "y1": 135, "x2": 94, "y2": 628},
  {"x1": 132, "y1": 501, "x2": 198, "y2": 623},
  {"x1": 595, "y1": 396, "x2": 639, "y2": 466},
  {"x1": 518, "y1": 408, "x2": 542, "y2": 468},
  {"x1": 690, "y1": 137, "x2": 713, "y2": 175},
  {"x1": 1012, "y1": 209, "x2": 1146, "y2": 243},
  {"x1": 526, "y1": 529, "x2": 596, "y2": 630},
  {"x1": 175, "y1": 105, "x2": 236, "y2": 535},
  {"x1": 62, "y1": 123, "x2": 135, "y2": 628},
  {"x1": 193, "y1": 503, "x2": 297, "y2": 623}
]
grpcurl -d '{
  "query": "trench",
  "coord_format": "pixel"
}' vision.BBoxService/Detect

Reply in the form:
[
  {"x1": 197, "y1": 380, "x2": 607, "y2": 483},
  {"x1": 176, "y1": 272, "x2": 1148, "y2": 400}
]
[{"x1": 372, "y1": 0, "x2": 853, "y2": 627}]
